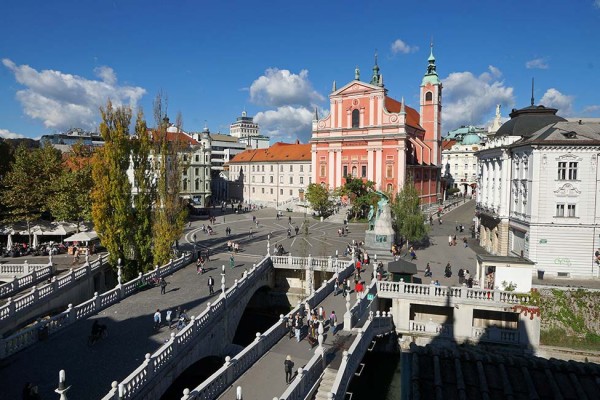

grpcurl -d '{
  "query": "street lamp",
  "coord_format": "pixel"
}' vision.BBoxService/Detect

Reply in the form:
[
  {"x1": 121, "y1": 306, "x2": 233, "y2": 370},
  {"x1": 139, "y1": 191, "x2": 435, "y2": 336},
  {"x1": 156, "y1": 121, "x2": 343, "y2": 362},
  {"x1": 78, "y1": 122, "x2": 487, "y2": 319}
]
[{"x1": 221, "y1": 264, "x2": 226, "y2": 294}]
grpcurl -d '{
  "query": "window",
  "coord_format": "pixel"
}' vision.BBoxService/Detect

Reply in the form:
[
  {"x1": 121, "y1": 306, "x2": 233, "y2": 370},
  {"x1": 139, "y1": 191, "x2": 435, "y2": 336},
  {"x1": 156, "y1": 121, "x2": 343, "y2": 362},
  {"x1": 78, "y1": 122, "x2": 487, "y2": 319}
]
[
  {"x1": 300, "y1": 177, "x2": 304, "y2": 184},
  {"x1": 386, "y1": 164, "x2": 393, "y2": 179},
  {"x1": 309, "y1": 165, "x2": 312, "y2": 173},
  {"x1": 454, "y1": 164, "x2": 458, "y2": 170},
  {"x1": 309, "y1": 177, "x2": 312, "y2": 184},
  {"x1": 270, "y1": 165, "x2": 274, "y2": 172},
  {"x1": 280, "y1": 176, "x2": 283, "y2": 184},
  {"x1": 425, "y1": 91, "x2": 433, "y2": 101},
  {"x1": 387, "y1": 184, "x2": 393, "y2": 192},
  {"x1": 352, "y1": 109, "x2": 360, "y2": 128},
  {"x1": 558, "y1": 162, "x2": 566, "y2": 180},
  {"x1": 352, "y1": 166, "x2": 357, "y2": 177},
  {"x1": 270, "y1": 188, "x2": 273, "y2": 194},
  {"x1": 343, "y1": 165, "x2": 348, "y2": 177},
  {"x1": 290, "y1": 165, "x2": 293, "y2": 172},
  {"x1": 205, "y1": 155, "x2": 209, "y2": 163},
  {"x1": 262, "y1": 165, "x2": 265, "y2": 172},
  {"x1": 195, "y1": 179, "x2": 199, "y2": 190},
  {"x1": 465, "y1": 164, "x2": 469, "y2": 170},
  {"x1": 183, "y1": 155, "x2": 188, "y2": 162},
  {"x1": 270, "y1": 176, "x2": 274, "y2": 183},
  {"x1": 320, "y1": 164, "x2": 326, "y2": 177},
  {"x1": 300, "y1": 165, "x2": 303, "y2": 172},
  {"x1": 252, "y1": 176, "x2": 255, "y2": 183},
  {"x1": 280, "y1": 165, "x2": 283, "y2": 172},
  {"x1": 252, "y1": 166, "x2": 255, "y2": 172},
  {"x1": 252, "y1": 187, "x2": 255, "y2": 193},
  {"x1": 290, "y1": 189, "x2": 293, "y2": 195},
  {"x1": 261, "y1": 176, "x2": 265, "y2": 183},
  {"x1": 289, "y1": 177, "x2": 293, "y2": 184},
  {"x1": 280, "y1": 189, "x2": 283, "y2": 195},
  {"x1": 195, "y1": 168, "x2": 199, "y2": 176},
  {"x1": 262, "y1": 188, "x2": 265, "y2": 193},
  {"x1": 362, "y1": 165, "x2": 367, "y2": 177},
  {"x1": 556, "y1": 204, "x2": 565, "y2": 217},
  {"x1": 569, "y1": 162, "x2": 578, "y2": 180},
  {"x1": 183, "y1": 168, "x2": 187, "y2": 176},
  {"x1": 568, "y1": 204, "x2": 576, "y2": 217},
  {"x1": 195, "y1": 155, "x2": 199, "y2": 162},
  {"x1": 205, "y1": 167, "x2": 209, "y2": 175},
  {"x1": 182, "y1": 178, "x2": 188, "y2": 191}
]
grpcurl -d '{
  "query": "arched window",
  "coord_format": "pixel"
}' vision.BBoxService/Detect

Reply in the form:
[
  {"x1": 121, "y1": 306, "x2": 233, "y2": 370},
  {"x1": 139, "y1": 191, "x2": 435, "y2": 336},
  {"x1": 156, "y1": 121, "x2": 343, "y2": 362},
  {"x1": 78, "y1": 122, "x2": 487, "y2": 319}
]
[
  {"x1": 387, "y1": 183, "x2": 393, "y2": 192},
  {"x1": 425, "y1": 91, "x2": 433, "y2": 102},
  {"x1": 182, "y1": 178, "x2": 188, "y2": 191},
  {"x1": 351, "y1": 166, "x2": 357, "y2": 177},
  {"x1": 195, "y1": 179, "x2": 200, "y2": 190},
  {"x1": 352, "y1": 109, "x2": 360, "y2": 128}
]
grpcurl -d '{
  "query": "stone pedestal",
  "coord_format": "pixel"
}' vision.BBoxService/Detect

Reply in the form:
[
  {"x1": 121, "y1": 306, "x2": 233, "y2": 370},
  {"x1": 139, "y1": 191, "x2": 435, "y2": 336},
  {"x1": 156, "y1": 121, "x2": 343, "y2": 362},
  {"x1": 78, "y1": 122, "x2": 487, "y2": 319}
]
[{"x1": 364, "y1": 203, "x2": 395, "y2": 250}]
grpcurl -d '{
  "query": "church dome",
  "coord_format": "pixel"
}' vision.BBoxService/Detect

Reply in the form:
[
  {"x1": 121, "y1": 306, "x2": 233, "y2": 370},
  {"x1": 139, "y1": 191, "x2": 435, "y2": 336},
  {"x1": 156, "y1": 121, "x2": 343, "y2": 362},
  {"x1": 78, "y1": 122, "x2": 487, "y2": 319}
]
[
  {"x1": 461, "y1": 131, "x2": 481, "y2": 145},
  {"x1": 495, "y1": 105, "x2": 567, "y2": 138}
]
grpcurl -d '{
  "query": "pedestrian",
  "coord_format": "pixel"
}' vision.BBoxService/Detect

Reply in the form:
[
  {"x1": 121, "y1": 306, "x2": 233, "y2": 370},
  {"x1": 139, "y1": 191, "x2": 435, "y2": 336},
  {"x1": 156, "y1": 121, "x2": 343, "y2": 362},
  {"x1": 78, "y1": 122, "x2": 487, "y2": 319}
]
[
  {"x1": 287, "y1": 316, "x2": 295, "y2": 339},
  {"x1": 294, "y1": 225, "x2": 299, "y2": 236},
  {"x1": 160, "y1": 277, "x2": 168, "y2": 295},
  {"x1": 439, "y1": 218, "x2": 443, "y2": 225},
  {"x1": 153, "y1": 309, "x2": 161, "y2": 330},
  {"x1": 329, "y1": 310, "x2": 337, "y2": 334},
  {"x1": 284, "y1": 355, "x2": 294, "y2": 384},
  {"x1": 166, "y1": 309, "x2": 172, "y2": 328},
  {"x1": 289, "y1": 216, "x2": 292, "y2": 224},
  {"x1": 458, "y1": 268, "x2": 464, "y2": 284},
  {"x1": 287, "y1": 228, "x2": 291, "y2": 238},
  {"x1": 463, "y1": 237, "x2": 468, "y2": 248},
  {"x1": 448, "y1": 235, "x2": 452, "y2": 246},
  {"x1": 294, "y1": 314, "x2": 302, "y2": 342},
  {"x1": 453, "y1": 234, "x2": 457, "y2": 246},
  {"x1": 334, "y1": 276, "x2": 340, "y2": 296},
  {"x1": 424, "y1": 263, "x2": 432, "y2": 277},
  {"x1": 208, "y1": 275, "x2": 215, "y2": 295},
  {"x1": 230, "y1": 254, "x2": 235, "y2": 269},
  {"x1": 429, "y1": 215, "x2": 433, "y2": 225},
  {"x1": 465, "y1": 270, "x2": 471, "y2": 283}
]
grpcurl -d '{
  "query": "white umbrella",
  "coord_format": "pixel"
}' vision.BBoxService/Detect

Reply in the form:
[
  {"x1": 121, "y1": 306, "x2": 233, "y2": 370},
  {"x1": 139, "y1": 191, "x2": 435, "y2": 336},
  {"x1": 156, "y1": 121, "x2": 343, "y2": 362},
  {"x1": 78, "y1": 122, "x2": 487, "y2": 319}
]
[{"x1": 6, "y1": 234, "x2": 12, "y2": 249}]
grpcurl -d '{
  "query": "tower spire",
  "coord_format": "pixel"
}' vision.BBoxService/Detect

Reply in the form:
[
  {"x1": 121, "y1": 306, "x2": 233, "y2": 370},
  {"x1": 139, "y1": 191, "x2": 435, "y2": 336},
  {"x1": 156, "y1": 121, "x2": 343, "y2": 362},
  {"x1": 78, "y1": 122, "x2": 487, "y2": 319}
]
[
  {"x1": 370, "y1": 50, "x2": 381, "y2": 85},
  {"x1": 400, "y1": 97, "x2": 406, "y2": 114},
  {"x1": 531, "y1": 77, "x2": 535, "y2": 106},
  {"x1": 354, "y1": 65, "x2": 360, "y2": 81},
  {"x1": 332, "y1": 80, "x2": 336, "y2": 92},
  {"x1": 314, "y1": 107, "x2": 319, "y2": 121}
]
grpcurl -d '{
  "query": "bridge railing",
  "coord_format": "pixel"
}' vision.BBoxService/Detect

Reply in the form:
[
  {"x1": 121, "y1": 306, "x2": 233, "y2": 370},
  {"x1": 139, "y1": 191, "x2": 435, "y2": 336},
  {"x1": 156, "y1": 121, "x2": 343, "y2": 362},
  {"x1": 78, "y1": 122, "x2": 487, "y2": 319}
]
[
  {"x1": 329, "y1": 313, "x2": 394, "y2": 400},
  {"x1": 0, "y1": 252, "x2": 192, "y2": 360},
  {"x1": 377, "y1": 280, "x2": 531, "y2": 305},
  {"x1": 271, "y1": 255, "x2": 348, "y2": 273},
  {"x1": 345, "y1": 279, "x2": 378, "y2": 330},
  {"x1": 102, "y1": 256, "x2": 272, "y2": 400},
  {"x1": 0, "y1": 254, "x2": 110, "y2": 326},
  {"x1": 175, "y1": 259, "x2": 356, "y2": 400},
  {"x1": 279, "y1": 351, "x2": 324, "y2": 400},
  {"x1": 1, "y1": 261, "x2": 54, "y2": 299}
]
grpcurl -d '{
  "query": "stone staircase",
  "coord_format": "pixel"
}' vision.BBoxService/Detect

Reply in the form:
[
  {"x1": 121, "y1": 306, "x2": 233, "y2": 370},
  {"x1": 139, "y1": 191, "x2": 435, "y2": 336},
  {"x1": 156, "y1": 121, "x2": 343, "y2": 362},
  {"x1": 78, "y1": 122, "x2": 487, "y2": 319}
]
[{"x1": 314, "y1": 367, "x2": 338, "y2": 400}]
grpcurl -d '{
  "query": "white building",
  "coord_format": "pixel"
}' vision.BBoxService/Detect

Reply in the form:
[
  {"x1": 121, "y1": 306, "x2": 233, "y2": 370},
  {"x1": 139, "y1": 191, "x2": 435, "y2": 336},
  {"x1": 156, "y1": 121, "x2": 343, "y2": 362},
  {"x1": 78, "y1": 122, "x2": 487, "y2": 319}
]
[
  {"x1": 477, "y1": 103, "x2": 600, "y2": 279},
  {"x1": 227, "y1": 142, "x2": 312, "y2": 207},
  {"x1": 230, "y1": 111, "x2": 270, "y2": 149},
  {"x1": 204, "y1": 131, "x2": 246, "y2": 203},
  {"x1": 442, "y1": 126, "x2": 487, "y2": 197}
]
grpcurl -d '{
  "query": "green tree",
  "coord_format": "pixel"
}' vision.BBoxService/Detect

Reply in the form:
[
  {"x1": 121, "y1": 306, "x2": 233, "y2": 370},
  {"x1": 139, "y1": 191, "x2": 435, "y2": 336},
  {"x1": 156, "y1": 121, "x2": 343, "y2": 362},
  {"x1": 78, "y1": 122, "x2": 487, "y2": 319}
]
[
  {"x1": 336, "y1": 177, "x2": 377, "y2": 220},
  {"x1": 91, "y1": 101, "x2": 134, "y2": 273},
  {"x1": 305, "y1": 183, "x2": 334, "y2": 218},
  {"x1": 1, "y1": 143, "x2": 62, "y2": 242},
  {"x1": 49, "y1": 142, "x2": 93, "y2": 231},
  {"x1": 151, "y1": 94, "x2": 189, "y2": 265},
  {"x1": 130, "y1": 110, "x2": 155, "y2": 271},
  {"x1": 390, "y1": 182, "x2": 429, "y2": 246}
]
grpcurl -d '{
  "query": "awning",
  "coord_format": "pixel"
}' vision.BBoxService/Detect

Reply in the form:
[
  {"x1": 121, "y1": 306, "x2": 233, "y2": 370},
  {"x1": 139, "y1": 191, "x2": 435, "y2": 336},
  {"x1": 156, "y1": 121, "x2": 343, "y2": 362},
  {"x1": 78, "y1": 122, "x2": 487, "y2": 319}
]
[
  {"x1": 63, "y1": 231, "x2": 99, "y2": 243},
  {"x1": 387, "y1": 259, "x2": 418, "y2": 275}
]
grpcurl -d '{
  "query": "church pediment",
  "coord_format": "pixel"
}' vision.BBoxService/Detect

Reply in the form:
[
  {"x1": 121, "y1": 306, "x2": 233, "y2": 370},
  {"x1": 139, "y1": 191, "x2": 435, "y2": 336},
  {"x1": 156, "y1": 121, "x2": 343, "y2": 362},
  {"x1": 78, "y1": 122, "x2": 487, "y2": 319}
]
[{"x1": 333, "y1": 81, "x2": 382, "y2": 96}]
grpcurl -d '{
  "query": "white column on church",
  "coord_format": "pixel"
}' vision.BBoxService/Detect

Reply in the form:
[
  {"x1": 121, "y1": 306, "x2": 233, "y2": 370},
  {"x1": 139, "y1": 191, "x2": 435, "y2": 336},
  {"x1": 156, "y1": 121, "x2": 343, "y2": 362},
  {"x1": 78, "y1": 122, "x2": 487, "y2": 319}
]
[
  {"x1": 375, "y1": 149, "x2": 383, "y2": 190},
  {"x1": 337, "y1": 101, "x2": 343, "y2": 128},
  {"x1": 328, "y1": 150, "x2": 335, "y2": 187},
  {"x1": 311, "y1": 148, "x2": 317, "y2": 185},
  {"x1": 331, "y1": 100, "x2": 336, "y2": 128},
  {"x1": 335, "y1": 150, "x2": 342, "y2": 188},
  {"x1": 369, "y1": 96, "x2": 374, "y2": 126},
  {"x1": 368, "y1": 149, "x2": 374, "y2": 181},
  {"x1": 397, "y1": 146, "x2": 405, "y2": 189}
]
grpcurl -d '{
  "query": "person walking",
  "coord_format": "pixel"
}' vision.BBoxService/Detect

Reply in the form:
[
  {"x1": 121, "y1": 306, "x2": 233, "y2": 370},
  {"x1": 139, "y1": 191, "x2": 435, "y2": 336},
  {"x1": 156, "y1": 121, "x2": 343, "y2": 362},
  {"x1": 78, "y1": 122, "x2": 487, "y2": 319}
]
[
  {"x1": 294, "y1": 225, "x2": 299, "y2": 236},
  {"x1": 230, "y1": 254, "x2": 235, "y2": 269},
  {"x1": 153, "y1": 309, "x2": 161, "y2": 330},
  {"x1": 448, "y1": 235, "x2": 452, "y2": 246},
  {"x1": 208, "y1": 275, "x2": 215, "y2": 295},
  {"x1": 284, "y1": 355, "x2": 294, "y2": 384},
  {"x1": 329, "y1": 310, "x2": 337, "y2": 335},
  {"x1": 288, "y1": 216, "x2": 292, "y2": 224},
  {"x1": 294, "y1": 314, "x2": 302, "y2": 342},
  {"x1": 160, "y1": 277, "x2": 168, "y2": 295},
  {"x1": 166, "y1": 309, "x2": 172, "y2": 329}
]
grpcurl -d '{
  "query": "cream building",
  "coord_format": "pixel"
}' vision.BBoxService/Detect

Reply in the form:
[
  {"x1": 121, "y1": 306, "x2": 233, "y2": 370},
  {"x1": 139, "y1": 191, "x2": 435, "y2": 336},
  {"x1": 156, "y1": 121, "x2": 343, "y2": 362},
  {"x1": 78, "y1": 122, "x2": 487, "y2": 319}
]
[{"x1": 227, "y1": 142, "x2": 312, "y2": 207}]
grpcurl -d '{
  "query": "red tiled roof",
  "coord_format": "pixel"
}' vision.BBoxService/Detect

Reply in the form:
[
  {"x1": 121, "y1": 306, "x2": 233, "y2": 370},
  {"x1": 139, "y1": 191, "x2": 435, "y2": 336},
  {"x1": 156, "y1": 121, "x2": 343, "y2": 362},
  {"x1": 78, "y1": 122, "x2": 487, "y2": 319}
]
[
  {"x1": 147, "y1": 128, "x2": 200, "y2": 145},
  {"x1": 229, "y1": 142, "x2": 311, "y2": 163},
  {"x1": 385, "y1": 97, "x2": 423, "y2": 130},
  {"x1": 442, "y1": 140, "x2": 457, "y2": 150}
]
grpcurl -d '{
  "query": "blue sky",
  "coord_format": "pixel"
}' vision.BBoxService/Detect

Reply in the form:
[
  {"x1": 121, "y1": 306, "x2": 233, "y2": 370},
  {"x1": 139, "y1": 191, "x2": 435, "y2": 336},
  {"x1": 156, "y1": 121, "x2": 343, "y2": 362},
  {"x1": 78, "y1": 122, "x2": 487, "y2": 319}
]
[{"x1": 1, "y1": 0, "x2": 599, "y2": 142}]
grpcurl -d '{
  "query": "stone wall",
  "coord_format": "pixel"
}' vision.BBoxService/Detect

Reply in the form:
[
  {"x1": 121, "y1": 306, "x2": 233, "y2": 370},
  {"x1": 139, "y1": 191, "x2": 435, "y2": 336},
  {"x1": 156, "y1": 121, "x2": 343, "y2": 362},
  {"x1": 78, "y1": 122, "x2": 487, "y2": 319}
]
[{"x1": 539, "y1": 288, "x2": 600, "y2": 337}]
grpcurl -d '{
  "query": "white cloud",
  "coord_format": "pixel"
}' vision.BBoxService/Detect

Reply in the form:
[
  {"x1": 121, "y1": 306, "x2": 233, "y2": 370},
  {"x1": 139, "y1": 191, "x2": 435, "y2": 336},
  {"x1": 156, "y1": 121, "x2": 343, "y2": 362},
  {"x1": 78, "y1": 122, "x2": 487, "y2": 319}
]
[
  {"x1": 540, "y1": 88, "x2": 574, "y2": 116},
  {"x1": 249, "y1": 68, "x2": 324, "y2": 107},
  {"x1": 583, "y1": 105, "x2": 600, "y2": 114},
  {"x1": 594, "y1": 0, "x2": 600, "y2": 8},
  {"x1": 254, "y1": 106, "x2": 314, "y2": 142},
  {"x1": 2, "y1": 59, "x2": 146, "y2": 131},
  {"x1": 390, "y1": 39, "x2": 419, "y2": 55},
  {"x1": 525, "y1": 57, "x2": 549, "y2": 69},
  {"x1": 0, "y1": 128, "x2": 27, "y2": 139},
  {"x1": 442, "y1": 65, "x2": 515, "y2": 130}
]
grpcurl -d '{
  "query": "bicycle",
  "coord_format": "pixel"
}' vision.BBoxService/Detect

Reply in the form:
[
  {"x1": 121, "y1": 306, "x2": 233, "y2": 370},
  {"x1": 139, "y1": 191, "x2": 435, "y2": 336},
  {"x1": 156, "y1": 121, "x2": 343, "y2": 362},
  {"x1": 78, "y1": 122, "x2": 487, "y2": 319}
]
[{"x1": 87, "y1": 326, "x2": 108, "y2": 346}]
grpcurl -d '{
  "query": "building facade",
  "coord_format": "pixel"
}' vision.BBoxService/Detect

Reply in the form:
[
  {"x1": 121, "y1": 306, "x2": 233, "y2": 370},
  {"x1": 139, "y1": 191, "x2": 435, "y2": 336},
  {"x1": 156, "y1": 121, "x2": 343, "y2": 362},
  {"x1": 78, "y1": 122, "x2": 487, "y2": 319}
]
[
  {"x1": 310, "y1": 49, "x2": 442, "y2": 204},
  {"x1": 230, "y1": 111, "x2": 270, "y2": 149},
  {"x1": 442, "y1": 126, "x2": 487, "y2": 196},
  {"x1": 227, "y1": 142, "x2": 311, "y2": 207},
  {"x1": 477, "y1": 104, "x2": 600, "y2": 278}
]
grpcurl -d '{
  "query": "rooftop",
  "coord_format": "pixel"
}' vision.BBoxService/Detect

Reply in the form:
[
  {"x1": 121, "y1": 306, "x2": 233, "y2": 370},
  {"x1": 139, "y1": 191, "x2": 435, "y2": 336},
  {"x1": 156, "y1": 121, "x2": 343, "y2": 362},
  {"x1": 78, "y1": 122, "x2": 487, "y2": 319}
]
[
  {"x1": 228, "y1": 142, "x2": 311, "y2": 163},
  {"x1": 495, "y1": 105, "x2": 567, "y2": 138}
]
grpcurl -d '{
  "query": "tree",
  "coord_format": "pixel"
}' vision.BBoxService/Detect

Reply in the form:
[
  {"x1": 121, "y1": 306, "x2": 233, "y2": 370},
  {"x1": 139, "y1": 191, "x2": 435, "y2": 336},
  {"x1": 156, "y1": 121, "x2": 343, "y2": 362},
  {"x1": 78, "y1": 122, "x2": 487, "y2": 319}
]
[
  {"x1": 151, "y1": 94, "x2": 189, "y2": 266},
  {"x1": 49, "y1": 142, "x2": 94, "y2": 231},
  {"x1": 305, "y1": 183, "x2": 334, "y2": 218},
  {"x1": 130, "y1": 110, "x2": 155, "y2": 271},
  {"x1": 336, "y1": 177, "x2": 377, "y2": 220},
  {"x1": 390, "y1": 182, "x2": 429, "y2": 245},
  {"x1": 91, "y1": 101, "x2": 134, "y2": 272},
  {"x1": 1, "y1": 143, "x2": 62, "y2": 242}
]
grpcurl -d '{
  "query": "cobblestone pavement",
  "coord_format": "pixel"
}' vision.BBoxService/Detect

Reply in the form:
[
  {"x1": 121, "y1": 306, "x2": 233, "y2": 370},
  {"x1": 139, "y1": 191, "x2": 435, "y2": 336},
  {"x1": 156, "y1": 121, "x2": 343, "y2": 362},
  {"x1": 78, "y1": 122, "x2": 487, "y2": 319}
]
[{"x1": 0, "y1": 208, "x2": 363, "y2": 400}]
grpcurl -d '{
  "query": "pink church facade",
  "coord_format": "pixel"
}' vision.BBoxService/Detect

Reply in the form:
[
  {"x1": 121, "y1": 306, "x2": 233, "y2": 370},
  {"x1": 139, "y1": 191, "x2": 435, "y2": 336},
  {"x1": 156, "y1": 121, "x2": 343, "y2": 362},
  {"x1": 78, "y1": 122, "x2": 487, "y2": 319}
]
[{"x1": 311, "y1": 49, "x2": 442, "y2": 205}]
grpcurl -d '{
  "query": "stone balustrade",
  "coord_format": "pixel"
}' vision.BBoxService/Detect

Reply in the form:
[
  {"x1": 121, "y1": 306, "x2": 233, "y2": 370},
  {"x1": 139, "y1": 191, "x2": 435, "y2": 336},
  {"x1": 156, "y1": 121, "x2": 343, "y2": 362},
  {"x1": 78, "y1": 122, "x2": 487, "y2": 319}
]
[
  {"x1": 345, "y1": 279, "x2": 377, "y2": 330},
  {"x1": 0, "y1": 260, "x2": 55, "y2": 299},
  {"x1": 408, "y1": 320, "x2": 453, "y2": 337},
  {"x1": 165, "y1": 259, "x2": 356, "y2": 400},
  {"x1": 279, "y1": 352, "x2": 324, "y2": 400},
  {"x1": 0, "y1": 253, "x2": 192, "y2": 360},
  {"x1": 0, "y1": 254, "x2": 110, "y2": 326},
  {"x1": 328, "y1": 313, "x2": 394, "y2": 400},
  {"x1": 271, "y1": 255, "x2": 348, "y2": 273},
  {"x1": 471, "y1": 325, "x2": 519, "y2": 344},
  {"x1": 377, "y1": 281, "x2": 531, "y2": 305}
]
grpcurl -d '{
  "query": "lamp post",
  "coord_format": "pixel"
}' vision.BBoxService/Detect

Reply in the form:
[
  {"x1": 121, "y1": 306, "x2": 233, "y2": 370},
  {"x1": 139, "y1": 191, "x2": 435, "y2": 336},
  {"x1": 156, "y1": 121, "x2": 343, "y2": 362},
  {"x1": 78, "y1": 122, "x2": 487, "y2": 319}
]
[
  {"x1": 267, "y1": 234, "x2": 271, "y2": 256},
  {"x1": 221, "y1": 264, "x2": 226, "y2": 294},
  {"x1": 193, "y1": 233, "x2": 197, "y2": 258}
]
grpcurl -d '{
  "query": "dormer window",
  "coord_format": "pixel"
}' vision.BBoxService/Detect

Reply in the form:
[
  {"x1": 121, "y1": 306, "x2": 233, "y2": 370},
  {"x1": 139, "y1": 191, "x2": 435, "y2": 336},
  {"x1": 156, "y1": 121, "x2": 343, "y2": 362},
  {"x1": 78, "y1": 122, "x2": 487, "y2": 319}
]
[{"x1": 351, "y1": 109, "x2": 359, "y2": 128}]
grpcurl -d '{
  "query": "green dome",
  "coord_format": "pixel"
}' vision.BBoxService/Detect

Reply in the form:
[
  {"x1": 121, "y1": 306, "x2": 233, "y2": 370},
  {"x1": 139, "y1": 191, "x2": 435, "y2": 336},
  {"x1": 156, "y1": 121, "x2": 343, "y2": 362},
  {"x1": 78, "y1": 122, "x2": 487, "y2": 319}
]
[{"x1": 461, "y1": 132, "x2": 481, "y2": 145}]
